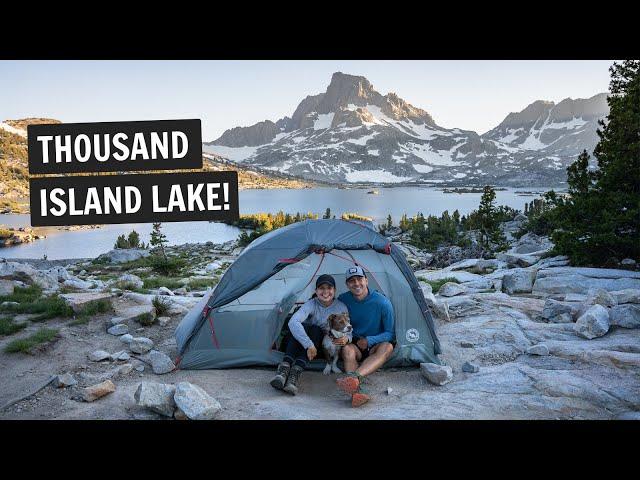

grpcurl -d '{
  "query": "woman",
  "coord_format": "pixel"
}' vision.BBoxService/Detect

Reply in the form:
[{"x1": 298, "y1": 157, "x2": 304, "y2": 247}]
[{"x1": 270, "y1": 274, "x2": 349, "y2": 395}]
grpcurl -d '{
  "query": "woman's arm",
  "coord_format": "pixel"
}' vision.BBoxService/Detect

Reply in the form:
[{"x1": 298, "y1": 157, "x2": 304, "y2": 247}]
[{"x1": 287, "y1": 300, "x2": 315, "y2": 349}]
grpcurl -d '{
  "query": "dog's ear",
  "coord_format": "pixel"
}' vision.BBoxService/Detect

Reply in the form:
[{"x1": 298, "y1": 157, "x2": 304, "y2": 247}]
[{"x1": 327, "y1": 314, "x2": 337, "y2": 327}]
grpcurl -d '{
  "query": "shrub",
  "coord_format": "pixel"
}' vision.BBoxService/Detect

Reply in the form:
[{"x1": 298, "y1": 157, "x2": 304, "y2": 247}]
[
  {"x1": 0, "y1": 317, "x2": 27, "y2": 336},
  {"x1": 418, "y1": 277, "x2": 459, "y2": 294},
  {"x1": 152, "y1": 295, "x2": 172, "y2": 317},
  {"x1": 5, "y1": 328, "x2": 59, "y2": 353}
]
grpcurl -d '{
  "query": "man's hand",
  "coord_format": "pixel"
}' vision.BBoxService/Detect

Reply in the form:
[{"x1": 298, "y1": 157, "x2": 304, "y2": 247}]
[
  {"x1": 307, "y1": 345, "x2": 317, "y2": 360},
  {"x1": 332, "y1": 336, "x2": 349, "y2": 346},
  {"x1": 356, "y1": 337, "x2": 368, "y2": 350}
]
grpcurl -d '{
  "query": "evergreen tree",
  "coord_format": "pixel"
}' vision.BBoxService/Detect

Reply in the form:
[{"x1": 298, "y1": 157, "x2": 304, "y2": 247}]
[
  {"x1": 323, "y1": 208, "x2": 331, "y2": 219},
  {"x1": 550, "y1": 60, "x2": 640, "y2": 265},
  {"x1": 386, "y1": 214, "x2": 393, "y2": 229},
  {"x1": 567, "y1": 150, "x2": 593, "y2": 195},
  {"x1": 127, "y1": 230, "x2": 141, "y2": 249},
  {"x1": 150, "y1": 223, "x2": 168, "y2": 260},
  {"x1": 476, "y1": 186, "x2": 505, "y2": 249}
]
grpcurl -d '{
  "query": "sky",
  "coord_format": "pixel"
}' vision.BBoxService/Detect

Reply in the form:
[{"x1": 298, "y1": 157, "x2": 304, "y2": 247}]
[{"x1": 0, "y1": 60, "x2": 614, "y2": 140}]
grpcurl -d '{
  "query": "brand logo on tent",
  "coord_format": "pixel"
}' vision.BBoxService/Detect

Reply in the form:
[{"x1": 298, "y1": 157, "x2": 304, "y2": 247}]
[{"x1": 406, "y1": 328, "x2": 419, "y2": 342}]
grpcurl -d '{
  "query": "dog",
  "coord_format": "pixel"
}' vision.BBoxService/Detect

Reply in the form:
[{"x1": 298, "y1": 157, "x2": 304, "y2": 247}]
[{"x1": 322, "y1": 313, "x2": 353, "y2": 375}]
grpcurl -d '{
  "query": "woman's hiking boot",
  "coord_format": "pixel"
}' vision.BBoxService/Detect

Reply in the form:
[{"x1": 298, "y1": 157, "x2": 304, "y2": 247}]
[
  {"x1": 270, "y1": 361, "x2": 291, "y2": 390},
  {"x1": 283, "y1": 365, "x2": 304, "y2": 395}
]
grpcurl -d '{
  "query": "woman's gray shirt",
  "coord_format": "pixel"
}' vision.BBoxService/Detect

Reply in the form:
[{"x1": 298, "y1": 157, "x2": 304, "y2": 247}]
[{"x1": 288, "y1": 297, "x2": 349, "y2": 350}]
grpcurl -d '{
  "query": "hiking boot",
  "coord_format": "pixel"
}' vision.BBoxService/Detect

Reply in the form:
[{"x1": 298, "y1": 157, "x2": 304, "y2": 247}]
[
  {"x1": 283, "y1": 365, "x2": 303, "y2": 395},
  {"x1": 336, "y1": 373, "x2": 361, "y2": 395},
  {"x1": 351, "y1": 392, "x2": 371, "y2": 407},
  {"x1": 270, "y1": 362, "x2": 291, "y2": 391}
]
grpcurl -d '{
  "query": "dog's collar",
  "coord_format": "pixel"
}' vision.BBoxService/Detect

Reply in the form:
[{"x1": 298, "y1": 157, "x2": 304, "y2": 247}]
[{"x1": 330, "y1": 329, "x2": 346, "y2": 338}]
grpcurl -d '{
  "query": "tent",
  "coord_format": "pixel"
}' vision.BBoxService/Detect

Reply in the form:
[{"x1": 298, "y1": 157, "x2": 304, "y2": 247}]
[{"x1": 175, "y1": 219, "x2": 441, "y2": 369}]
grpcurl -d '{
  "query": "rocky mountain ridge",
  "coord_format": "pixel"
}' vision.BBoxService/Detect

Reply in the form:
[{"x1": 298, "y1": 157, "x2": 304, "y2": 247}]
[{"x1": 205, "y1": 72, "x2": 609, "y2": 186}]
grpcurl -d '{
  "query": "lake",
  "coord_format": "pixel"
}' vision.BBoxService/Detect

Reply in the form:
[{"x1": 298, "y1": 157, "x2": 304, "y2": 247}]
[{"x1": 0, "y1": 186, "x2": 548, "y2": 260}]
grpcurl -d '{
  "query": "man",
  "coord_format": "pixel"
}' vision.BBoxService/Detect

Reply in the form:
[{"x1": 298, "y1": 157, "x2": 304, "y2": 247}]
[{"x1": 333, "y1": 265, "x2": 395, "y2": 407}]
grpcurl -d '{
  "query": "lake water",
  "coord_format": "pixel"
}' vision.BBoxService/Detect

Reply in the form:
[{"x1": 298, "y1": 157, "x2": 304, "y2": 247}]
[{"x1": 0, "y1": 186, "x2": 548, "y2": 260}]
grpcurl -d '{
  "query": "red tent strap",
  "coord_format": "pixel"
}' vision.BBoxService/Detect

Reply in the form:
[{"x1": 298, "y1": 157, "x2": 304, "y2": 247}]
[
  {"x1": 204, "y1": 307, "x2": 219, "y2": 349},
  {"x1": 278, "y1": 258, "x2": 300, "y2": 263}
]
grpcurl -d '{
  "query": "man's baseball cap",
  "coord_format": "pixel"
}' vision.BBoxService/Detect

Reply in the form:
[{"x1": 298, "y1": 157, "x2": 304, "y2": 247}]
[
  {"x1": 316, "y1": 274, "x2": 336, "y2": 289},
  {"x1": 345, "y1": 265, "x2": 366, "y2": 281}
]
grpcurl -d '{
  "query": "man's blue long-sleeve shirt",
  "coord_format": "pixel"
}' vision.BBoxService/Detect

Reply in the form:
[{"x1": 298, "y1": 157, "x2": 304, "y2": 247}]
[{"x1": 338, "y1": 289, "x2": 395, "y2": 347}]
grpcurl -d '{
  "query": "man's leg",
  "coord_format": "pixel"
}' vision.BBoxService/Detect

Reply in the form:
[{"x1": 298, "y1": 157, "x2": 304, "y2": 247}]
[
  {"x1": 341, "y1": 343, "x2": 362, "y2": 373},
  {"x1": 355, "y1": 342, "x2": 394, "y2": 377}
]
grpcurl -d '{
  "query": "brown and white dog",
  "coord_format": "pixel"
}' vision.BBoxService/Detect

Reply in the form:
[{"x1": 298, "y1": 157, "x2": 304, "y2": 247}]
[{"x1": 322, "y1": 313, "x2": 353, "y2": 375}]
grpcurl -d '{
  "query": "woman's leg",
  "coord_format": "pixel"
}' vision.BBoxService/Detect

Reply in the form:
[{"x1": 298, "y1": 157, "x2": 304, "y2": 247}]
[{"x1": 284, "y1": 324, "x2": 324, "y2": 369}]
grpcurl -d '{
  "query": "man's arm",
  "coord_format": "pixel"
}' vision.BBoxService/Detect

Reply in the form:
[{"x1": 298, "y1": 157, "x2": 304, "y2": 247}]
[
  {"x1": 287, "y1": 301, "x2": 315, "y2": 349},
  {"x1": 365, "y1": 299, "x2": 395, "y2": 347}
]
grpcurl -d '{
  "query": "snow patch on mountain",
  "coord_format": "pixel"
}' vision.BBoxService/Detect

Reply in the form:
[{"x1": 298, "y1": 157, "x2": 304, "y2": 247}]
[{"x1": 344, "y1": 170, "x2": 413, "y2": 183}]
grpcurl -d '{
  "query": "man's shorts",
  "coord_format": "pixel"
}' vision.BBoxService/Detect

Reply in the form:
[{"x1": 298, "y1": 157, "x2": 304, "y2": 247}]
[{"x1": 353, "y1": 338, "x2": 396, "y2": 361}]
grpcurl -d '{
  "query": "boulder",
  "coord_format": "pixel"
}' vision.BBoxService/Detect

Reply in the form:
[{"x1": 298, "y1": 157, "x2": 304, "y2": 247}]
[
  {"x1": 157, "y1": 316, "x2": 171, "y2": 327},
  {"x1": 420, "y1": 363, "x2": 453, "y2": 386},
  {"x1": 107, "y1": 324, "x2": 129, "y2": 336},
  {"x1": 609, "y1": 304, "x2": 640, "y2": 329},
  {"x1": 54, "y1": 373, "x2": 77, "y2": 388},
  {"x1": 574, "y1": 305, "x2": 610, "y2": 339},
  {"x1": 439, "y1": 282, "x2": 467, "y2": 297},
  {"x1": 158, "y1": 286, "x2": 175, "y2": 296},
  {"x1": 129, "y1": 337, "x2": 154, "y2": 354},
  {"x1": 502, "y1": 268, "x2": 536, "y2": 295},
  {"x1": 462, "y1": 362, "x2": 479, "y2": 373},
  {"x1": 96, "y1": 248, "x2": 150, "y2": 264},
  {"x1": 110, "y1": 350, "x2": 131, "y2": 362},
  {"x1": 533, "y1": 267, "x2": 640, "y2": 295},
  {"x1": 60, "y1": 292, "x2": 112, "y2": 314},
  {"x1": 139, "y1": 350, "x2": 176, "y2": 374},
  {"x1": 134, "y1": 382, "x2": 176, "y2": 417},
  {"x1": 0, "y1": 279, "x2": 18, "y2": 295},
  {"x1": 89, "y1": 350, "x2": 111, "y2": 362},
  {"x1": 497, "y1": 252, "x2": 540, "y2": 268},
  {"x1": 62, "y1": 278, "x2": 95, "y2": 290},
  {"x1": 527, "y1": 344, "x2": 550, "y2": 356},
  {"x1": 510, "y1": 233, "x2": 553, "y2": 254},
  {"x1": 117, "y1": 363, "x2": 134, "y2": 376},
  {"x1": 120, "y1": 334, "x2": 134, "y2": 344},
  {"x1": 621, "y1": 258, "x2": 637, "y2": 266},
  {"x1": 81, "y1": 380, "x2": 116, "y2": 402},
  {"x1": 461, "y1": 278, "x2": 494, "y2": 290},
  {"x1": 586, "y1": 288, "x2": 617, "y2": 308},
  {"x1": 174, "y1": 382, "x2": 222, "y2": 420},
  {"x1": 117, "y1": 273, "x2": 144, "y2": 290},
  {"x1": 204, "y1": 261, "x2": 222, "y2": 273},
  {"x1": 0, "y1": 260, "x2": 60, "y2": 291},
  {"x1": 610, "y1": 289, "x2": 640, "y2": 305},
  {"x1": 541, "y1": 299, "x2": 580, "y2": 323}
]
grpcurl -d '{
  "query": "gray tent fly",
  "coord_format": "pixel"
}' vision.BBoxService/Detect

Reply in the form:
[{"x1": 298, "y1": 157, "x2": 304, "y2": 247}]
[{"x1": 175, "y1": 218, "x2": 441, "y2": 369}]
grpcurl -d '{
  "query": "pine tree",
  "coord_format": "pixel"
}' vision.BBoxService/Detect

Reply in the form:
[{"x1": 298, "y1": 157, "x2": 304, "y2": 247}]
[
  {"x1": 550, "y1": 60, "x2": 640, "y2": 265},
  {"x1": 567, "y1": 150, "x2": 593, "y2": 196},
  {"x1": 476, "y1": 186, "x2": 505, "y2": 249},
  {"x1": 150, "y1": 223, "x2": 168, "y2": 260},
  {"x1": 386, "y1": 214, "x2": 393, "y2": 229},
  {"x1": 323, "y1": 208, "x2": 331, "y2": 219}
]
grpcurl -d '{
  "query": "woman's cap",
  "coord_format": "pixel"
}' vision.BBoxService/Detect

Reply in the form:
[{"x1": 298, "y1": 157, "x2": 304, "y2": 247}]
[{"x1": 316, "y1": 274, "x2": 336, "y2": 289}]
